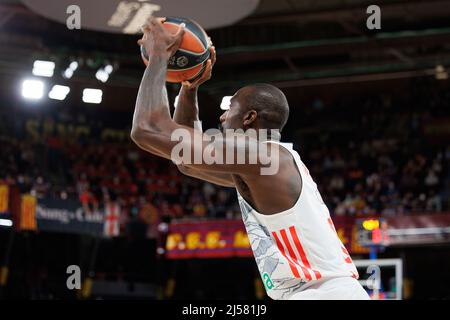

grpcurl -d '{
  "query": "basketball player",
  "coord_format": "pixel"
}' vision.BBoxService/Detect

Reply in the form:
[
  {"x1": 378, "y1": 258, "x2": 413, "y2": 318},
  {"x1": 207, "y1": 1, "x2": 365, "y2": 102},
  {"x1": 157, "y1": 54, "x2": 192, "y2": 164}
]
[{"x1": 131, "y1": 17, "x2": 370, "y2": 300}]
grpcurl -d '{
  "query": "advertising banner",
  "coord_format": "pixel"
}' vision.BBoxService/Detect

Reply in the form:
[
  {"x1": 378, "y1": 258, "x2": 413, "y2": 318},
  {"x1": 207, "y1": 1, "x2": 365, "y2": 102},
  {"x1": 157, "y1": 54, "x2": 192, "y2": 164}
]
[
  {"x1": 165, "y1": 216, "x2": 371, "y2": 259},
  {"x1": 36, "y1": 198, "x2": 104, "y2": 236},
  {"x1": 166, "y1": 220, "x2": 253, "y2": 259}
]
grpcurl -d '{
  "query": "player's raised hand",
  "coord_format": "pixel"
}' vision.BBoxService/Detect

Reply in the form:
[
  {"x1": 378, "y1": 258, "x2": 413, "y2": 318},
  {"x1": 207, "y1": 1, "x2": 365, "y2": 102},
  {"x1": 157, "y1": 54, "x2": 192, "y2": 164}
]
[
  {"x1": 137, "y1": 17, "x2": 185, "y2": 61},
  {"x1": 182, "y1": 39, "x2": 216, "y2": 89}
]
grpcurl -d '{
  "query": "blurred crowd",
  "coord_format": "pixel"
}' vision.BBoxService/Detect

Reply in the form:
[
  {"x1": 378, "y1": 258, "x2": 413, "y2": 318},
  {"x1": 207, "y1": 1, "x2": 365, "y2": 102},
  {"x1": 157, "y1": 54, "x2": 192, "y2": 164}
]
[
  {"x1": 0, "y1": 79, "x2": 449, "y2": 233},
  {"x1": 300, "y1": 79, "x2": 449, "y2": 217}
]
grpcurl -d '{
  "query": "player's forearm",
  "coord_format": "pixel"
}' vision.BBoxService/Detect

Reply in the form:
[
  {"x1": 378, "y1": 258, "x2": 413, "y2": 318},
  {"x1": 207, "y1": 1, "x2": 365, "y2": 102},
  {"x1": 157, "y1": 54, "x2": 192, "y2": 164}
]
[
  {"x1": 178, "y1": 165, "x2": 234, "y2": 187},
  {"x1": 173, "y1": 86, "x2": 202, "y2": 131},
  {"x1": 131, "y1": 55, "x2": 171, "y2": 135}
]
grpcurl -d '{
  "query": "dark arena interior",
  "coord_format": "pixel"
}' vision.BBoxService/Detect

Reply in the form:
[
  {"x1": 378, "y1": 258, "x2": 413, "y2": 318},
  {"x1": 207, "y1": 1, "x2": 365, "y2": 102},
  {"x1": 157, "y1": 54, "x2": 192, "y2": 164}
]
[{"x1": 0, "y1": 0, "x2": 449, "y2": 302}]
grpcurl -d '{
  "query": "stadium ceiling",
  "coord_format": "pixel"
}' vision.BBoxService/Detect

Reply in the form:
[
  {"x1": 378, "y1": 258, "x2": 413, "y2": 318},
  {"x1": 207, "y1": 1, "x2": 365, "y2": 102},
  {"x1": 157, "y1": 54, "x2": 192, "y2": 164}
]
[
  {"x1": 0, "y1": 0, "x2": 450, "y2": 95},
  {"x1": 20, "y1": 0, "x2": 260, "y2": 32}
]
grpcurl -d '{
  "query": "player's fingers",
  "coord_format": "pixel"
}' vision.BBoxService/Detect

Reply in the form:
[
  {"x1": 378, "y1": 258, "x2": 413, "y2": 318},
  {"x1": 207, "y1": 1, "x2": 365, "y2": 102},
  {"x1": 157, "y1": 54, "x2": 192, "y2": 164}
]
[
  {"x1": 147, "y1": 16, "x2": 158, "y2": 25},
  {"x1": 148, "y1": 16, "x2": 165, "y2": 31},
  {"x1": 210, "y1": 46, "x2": 216, "y2": 66},
  {"x1": 144, "y1": 18, "x2": 154, "y2": 30},
  {"x1": 182, "y1": 81, "x2": 193, "y2": 89},
  {"x1": 190, "y1": 60, "x2": 212, "y2": 86},
  {"x1": 171, "y1": 23, "x2": 185, "y2": 47},
  {"x1": 141, "y1": 23, "x2": 151, "y2": 32},
  {"x1": 204, "y1": 59, "x2": 212, "y2": 75},
  {"x1": 188, "y1": 78, "x2": 200, "y2": 87},
  {"x1": 204, "y1": 64, "x2": 213, "y2": 81},
  {"x1": 174, "y1": 23, "x2": 186, "y2": 38},
  {"x1": 167, "y1": 25, "x2": 184, "y2": 55},
  {"x1": 154, "y1": 17, "x2": 166, "y2": 30}
]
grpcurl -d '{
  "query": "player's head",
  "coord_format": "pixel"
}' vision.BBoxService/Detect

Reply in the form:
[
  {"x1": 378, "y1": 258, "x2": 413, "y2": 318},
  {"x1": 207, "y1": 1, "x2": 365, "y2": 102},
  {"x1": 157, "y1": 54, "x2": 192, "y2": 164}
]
[{"x1": 219, "y1": 83, "x2": 289, "y2": 133}]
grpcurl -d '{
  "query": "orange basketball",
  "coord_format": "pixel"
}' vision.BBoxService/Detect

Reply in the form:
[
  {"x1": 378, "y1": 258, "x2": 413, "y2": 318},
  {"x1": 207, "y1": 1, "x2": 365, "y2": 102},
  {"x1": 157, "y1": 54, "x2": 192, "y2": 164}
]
[{"x1": 140, "y1": 17, "x2": 210, "y2": 83}]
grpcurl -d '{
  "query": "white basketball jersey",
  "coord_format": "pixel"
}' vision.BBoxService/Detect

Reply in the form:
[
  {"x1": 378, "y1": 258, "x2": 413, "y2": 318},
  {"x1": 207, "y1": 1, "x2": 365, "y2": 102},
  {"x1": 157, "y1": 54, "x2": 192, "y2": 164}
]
[{"x1": 237, "y1": 141, "x2": 359, "y2": 300}]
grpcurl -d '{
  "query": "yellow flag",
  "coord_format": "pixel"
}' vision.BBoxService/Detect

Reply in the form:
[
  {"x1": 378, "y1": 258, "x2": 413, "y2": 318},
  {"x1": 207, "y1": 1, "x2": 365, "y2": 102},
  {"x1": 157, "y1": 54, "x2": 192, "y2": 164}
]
[
  {"x1": 0, "y1": 184, "x2": 9, "y2": 213},
  {"x1": 20, "y1": 195, "x2": 37, "y2": 231}
]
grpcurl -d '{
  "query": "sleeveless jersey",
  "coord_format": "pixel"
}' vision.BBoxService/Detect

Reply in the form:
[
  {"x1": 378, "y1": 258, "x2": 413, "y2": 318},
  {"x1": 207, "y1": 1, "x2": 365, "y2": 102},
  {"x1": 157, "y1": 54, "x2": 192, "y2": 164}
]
[{"x1": 237, "y1": 141, "x2": 359, "y2": 300}]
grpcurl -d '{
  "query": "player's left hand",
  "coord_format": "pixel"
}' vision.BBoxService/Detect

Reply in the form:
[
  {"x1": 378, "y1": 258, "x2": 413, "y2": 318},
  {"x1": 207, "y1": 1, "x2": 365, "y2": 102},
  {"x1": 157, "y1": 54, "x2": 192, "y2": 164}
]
[
  {"x1": 181, "y1": 38, "x2": 216, "y2": 89},
  {"x1": 137, "y1": 16, "x2": 185, "y2": 61}
]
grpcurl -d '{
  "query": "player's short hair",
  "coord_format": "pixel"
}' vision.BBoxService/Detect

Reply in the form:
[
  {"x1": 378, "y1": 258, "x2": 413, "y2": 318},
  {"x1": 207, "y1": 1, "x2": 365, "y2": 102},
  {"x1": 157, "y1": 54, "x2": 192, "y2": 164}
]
[{"x1": 240, "y1": 83, "x2": 290, "y2": 131}]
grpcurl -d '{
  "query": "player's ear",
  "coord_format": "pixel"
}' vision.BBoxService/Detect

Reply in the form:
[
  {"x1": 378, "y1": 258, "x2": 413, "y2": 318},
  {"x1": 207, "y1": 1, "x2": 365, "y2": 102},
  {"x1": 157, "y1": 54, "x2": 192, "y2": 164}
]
[{"x1": 243, "y1": 110, "x2": 257, "y2": 127}]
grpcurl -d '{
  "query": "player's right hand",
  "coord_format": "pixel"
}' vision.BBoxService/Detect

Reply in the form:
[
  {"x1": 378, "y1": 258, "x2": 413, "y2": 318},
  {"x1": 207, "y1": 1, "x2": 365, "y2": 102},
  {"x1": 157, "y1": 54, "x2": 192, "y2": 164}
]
[
  {"x1": 182, "y1": 39, "x2": 216, "y2": 89},
  {"x1": 138, "y1": 17, "x2": 185, "y2": 61}
]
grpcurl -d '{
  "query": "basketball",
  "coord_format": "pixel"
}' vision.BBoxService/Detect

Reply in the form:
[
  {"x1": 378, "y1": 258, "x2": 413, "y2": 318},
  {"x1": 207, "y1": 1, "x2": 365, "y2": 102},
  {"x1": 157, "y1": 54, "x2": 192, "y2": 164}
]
[{"x1": 140, "y1": 16, "x2": 211, "y2": 83}]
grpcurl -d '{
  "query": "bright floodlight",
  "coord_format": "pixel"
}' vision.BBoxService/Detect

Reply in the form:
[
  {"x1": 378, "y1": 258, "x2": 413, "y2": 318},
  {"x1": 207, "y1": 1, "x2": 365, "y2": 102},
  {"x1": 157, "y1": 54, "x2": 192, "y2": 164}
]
[
  {"x1": 82, "y1": 88, "x2": 102, "y2": 104},
  {"x1": 49, "y1": 85, "x2": 70, "y2": 101},
  {"x1": 22, "y1": 79, "x2": 45, "y2": 100},
  {"x1": 104, "y1": 64, "x2": 114, "y2": 74},
  {"x1": 174, "y1": 95, "x2": 179, "y2": 108},
  {"x1": 69, "y1": 61, "x2": 79, "y2": 70},
  {"x1": 0, "y1": 219, "x2": 13, "y2": 227},
  {"x1": 32, "y1": 60, "x2": 55, "y2": 77},
  {"x1": 95, "y1": 69, "x2": 109, "y2": 83},
  {"x1": 63, "y1": 68, "x2": 74, "y2": 79},
  {"x1": 220, "y1": 96, "x2": 232, "y2": 110},
  {"x1": 63, "y1": 61, "x2": 78, "y2": 79}
]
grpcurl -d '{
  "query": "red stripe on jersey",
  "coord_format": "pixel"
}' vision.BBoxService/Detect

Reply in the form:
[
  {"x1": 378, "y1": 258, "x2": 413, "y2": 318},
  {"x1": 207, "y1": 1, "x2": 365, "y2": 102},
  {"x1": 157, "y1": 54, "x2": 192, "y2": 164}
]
[
  {"x1": 341, "y1": 247, "x2": 353, "y2": 264},
  {"x1": 280, "y1": 229, "x2": 312, "y2": 281},
  {"x1": 327, "y1": 218, "x2": 336, "y2": 232},
  {"x1": 314, "y1": 270, "x2": 322, "y2": 279},
  {"x1": 272, "y1": 231, "x2": 300, "y2": 278},
  {"x1": 289, "y1": 226, "x2": 322, "y2": 280},
  {"x1": 289, "y1": 226, "x2": 311, "y2": 268}
]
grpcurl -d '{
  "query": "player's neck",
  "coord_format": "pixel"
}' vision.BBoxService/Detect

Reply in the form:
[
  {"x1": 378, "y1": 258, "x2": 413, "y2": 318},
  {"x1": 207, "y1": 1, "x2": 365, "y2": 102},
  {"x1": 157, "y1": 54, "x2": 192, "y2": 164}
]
[{"x1": 245, "y1": 127, "x2": 281, "y2": 142}]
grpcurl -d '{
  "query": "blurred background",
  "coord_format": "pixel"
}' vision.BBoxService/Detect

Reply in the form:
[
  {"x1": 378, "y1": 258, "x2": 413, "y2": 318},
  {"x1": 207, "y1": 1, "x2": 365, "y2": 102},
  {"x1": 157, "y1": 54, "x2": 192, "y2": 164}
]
[{"x1": 0, "y1": 0, "x2": 449, "y2": 300}]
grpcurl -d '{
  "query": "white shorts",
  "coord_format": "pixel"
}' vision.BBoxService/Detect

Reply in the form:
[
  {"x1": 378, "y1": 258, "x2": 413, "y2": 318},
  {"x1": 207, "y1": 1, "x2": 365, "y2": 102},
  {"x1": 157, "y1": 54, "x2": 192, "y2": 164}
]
[{"x1": 289, "y1": 277, "x2": 371, "y2": 300}]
